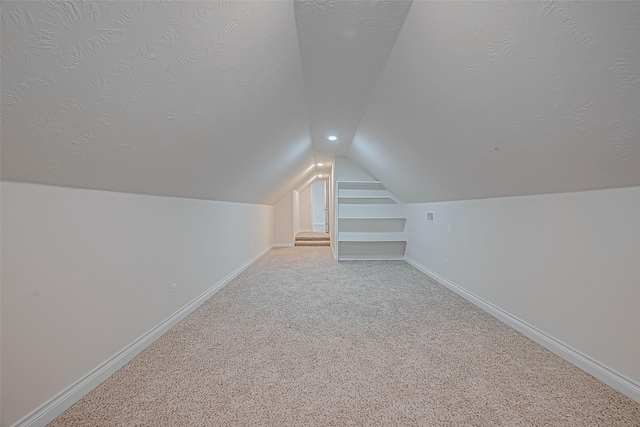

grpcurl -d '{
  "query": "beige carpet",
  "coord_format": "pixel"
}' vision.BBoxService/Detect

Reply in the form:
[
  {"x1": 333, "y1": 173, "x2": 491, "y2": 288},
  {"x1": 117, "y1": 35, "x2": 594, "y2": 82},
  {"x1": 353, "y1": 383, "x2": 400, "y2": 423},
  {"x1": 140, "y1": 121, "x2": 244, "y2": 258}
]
[
  {"x1": 50, "y1": 247, "x2": 640, "y2": 426},
  {"x1": 295, "y1": 231, "x2": 330, "y2": 247}
]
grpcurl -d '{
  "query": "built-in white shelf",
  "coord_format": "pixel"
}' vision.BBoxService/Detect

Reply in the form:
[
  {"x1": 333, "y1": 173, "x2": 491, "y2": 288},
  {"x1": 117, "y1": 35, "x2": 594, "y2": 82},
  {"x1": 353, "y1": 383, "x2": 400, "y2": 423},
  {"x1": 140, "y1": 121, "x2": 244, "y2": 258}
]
[
  {"x1": 338, "y1": 232, "x2": 407, "y2": 242},
  {"x1": 338, "y1": 241, "x2": 407, "y2": 259},
  {"x1": 338, "y1": 189, "x2": 394, "y2": 198},
  {"x1": 337, "y1": 181, "x2": 386, "y2": 191},
  {"x1": 338, "y1": 196, "x2": 396, "y2": 205},
  {"x1": 338, "y1": 217, "x2": 406, "y2": 233},
  {"x1": 339, "y1": 204, "x2": 401, "y2": 217},
  {"x1": 336, "y1": 181, "x2": 407, "y2": 261}
]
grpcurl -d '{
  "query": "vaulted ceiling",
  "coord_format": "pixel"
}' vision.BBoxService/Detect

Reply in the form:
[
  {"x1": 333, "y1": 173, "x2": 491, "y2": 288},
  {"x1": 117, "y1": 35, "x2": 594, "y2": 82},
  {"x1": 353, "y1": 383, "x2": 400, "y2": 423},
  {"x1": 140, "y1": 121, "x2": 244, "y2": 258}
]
[
  {"x1": 350, "y1": 1, "x2": 640, "y2": 202},
  {"x1": 2, "y1": 1, "x2": 639, "y2": 204}
]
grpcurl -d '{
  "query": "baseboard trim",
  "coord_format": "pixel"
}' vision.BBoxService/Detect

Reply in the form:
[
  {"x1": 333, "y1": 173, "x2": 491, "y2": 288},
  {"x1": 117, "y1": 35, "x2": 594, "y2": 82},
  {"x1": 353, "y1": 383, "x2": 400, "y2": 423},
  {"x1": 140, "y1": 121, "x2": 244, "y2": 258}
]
[
  {"x1": 404, "y1": 256, "x2": 640, "y2": 404},
  {"x1": 12, "y1": 246, "x2": 274, "y2": 427}
]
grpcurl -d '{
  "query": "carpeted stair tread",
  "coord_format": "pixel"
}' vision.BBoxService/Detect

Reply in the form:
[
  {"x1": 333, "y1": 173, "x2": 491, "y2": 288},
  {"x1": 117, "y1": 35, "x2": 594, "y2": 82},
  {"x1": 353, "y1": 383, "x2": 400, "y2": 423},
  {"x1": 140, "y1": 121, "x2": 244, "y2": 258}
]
[{"x1": 295, "y1": 241, "x2": 330, "y2": 246}]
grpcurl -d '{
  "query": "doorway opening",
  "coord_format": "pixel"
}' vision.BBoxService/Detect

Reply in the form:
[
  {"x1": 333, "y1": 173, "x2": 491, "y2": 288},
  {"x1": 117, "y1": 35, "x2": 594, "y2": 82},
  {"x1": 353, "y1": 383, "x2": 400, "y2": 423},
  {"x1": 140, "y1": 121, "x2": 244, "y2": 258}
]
[
  {"x1": 294, "y1": 180, "x2": 330, "y2": 247},
  {"x1": 312, "y1": 180, "x2": 328, "y2": 233}
]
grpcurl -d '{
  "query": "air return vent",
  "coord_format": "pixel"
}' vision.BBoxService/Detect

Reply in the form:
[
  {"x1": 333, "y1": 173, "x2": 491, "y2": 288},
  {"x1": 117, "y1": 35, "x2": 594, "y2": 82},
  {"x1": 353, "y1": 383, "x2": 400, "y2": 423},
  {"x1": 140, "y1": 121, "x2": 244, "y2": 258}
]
[{"x1": 426, "y1": 212, "x2": 434, "y2": 222}]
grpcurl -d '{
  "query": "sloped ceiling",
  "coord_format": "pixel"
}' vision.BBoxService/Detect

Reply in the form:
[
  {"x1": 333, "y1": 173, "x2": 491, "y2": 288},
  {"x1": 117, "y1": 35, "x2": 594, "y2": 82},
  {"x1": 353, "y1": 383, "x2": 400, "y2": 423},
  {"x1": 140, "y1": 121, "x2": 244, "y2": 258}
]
[
  {"x1": 2, "y1": 1, "x2": 640, "y2": 204},
  {"x1": 350, "y1": 1, "x2": 640, "y2": 202},
  {"x1": 294, "y1": 0, "x2": 411, "y2": 165},
  {"x1": 1, "y1": 1, "x2": 313, "y2": 204}
]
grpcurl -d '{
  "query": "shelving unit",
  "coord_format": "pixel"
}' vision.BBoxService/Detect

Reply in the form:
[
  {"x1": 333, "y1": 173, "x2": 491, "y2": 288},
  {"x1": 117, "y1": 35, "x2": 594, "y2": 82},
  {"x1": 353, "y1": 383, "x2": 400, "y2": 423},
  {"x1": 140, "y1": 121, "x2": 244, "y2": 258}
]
[
  {"x1": 338, "y1": 196, "x2": 396, "y2": 204},
  {"x1": 336, "y1": 181, "x2": 407, "y2": 261}
]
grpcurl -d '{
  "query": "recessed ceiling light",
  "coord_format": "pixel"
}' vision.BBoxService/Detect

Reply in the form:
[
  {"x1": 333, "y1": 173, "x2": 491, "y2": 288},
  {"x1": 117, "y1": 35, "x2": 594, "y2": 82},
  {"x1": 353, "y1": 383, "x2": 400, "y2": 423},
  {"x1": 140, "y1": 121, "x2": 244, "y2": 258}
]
[
  {"x1": 317, "y1": 163, "x2": 324, "y2": 167},
  {"x1": 327, "y1": 135, "x2": 338, "y2": 141},
  {"x1": 318, "y1": 174, "x2": 323, "y2": 178}
]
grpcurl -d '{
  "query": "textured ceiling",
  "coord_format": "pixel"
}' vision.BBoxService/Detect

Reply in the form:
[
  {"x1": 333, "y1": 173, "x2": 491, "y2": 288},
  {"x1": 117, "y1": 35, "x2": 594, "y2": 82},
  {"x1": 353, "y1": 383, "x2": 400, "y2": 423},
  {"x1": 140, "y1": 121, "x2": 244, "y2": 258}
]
[
  {"x1": 0, "y1": 1, "x2": 313, "y2": 204},
  {"x1": 2, "y1": 1, "x2": 640, "y2": 204},
  {"x1": 350, "y1": 1, "x2": 640, "y2": 202}
]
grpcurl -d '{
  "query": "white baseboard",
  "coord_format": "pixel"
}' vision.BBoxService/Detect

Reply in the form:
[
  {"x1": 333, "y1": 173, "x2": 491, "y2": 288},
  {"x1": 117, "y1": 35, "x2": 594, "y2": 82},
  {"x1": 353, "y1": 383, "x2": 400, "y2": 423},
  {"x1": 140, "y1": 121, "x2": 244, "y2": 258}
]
[
  {"x1": 13, "y1": 246, "x2": 274, "y2": 427},
  {"x1": 404, "y1": 256, "x2": 640, "y2": 404}
]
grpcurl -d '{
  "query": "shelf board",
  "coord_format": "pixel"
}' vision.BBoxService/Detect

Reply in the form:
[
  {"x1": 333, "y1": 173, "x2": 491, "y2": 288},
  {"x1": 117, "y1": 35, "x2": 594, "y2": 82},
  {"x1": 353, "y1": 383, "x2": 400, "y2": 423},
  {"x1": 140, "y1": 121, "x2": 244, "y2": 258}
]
[
  {"x1": 338, "y1": 189, "x2": 392, "y2": 198},
  {"x1": 338, "y1": 196, "x2": 396, "y2": 205},
  {"x1": 338, "y1": 216, "x2": 406, "y2": 220},
  {"x1": 337, "y1": 240, "x2": 407, "y2": 259},
  {"x1": 338, "y1": 232, "x2": 407, "y2": 242},
  {"x1": 337, "y1": 181, "x2": 385, "y2": 191},
  {"x1": 338, "y1": 217, "x2": 406, "y2": 233}
]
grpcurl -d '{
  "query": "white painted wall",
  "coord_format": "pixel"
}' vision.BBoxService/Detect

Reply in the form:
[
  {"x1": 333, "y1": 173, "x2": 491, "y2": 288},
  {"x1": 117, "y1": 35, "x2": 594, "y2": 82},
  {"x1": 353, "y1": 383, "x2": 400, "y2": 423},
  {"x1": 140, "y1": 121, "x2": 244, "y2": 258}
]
[
  {"x1": 293, "y1": 190, "x2": 301, "y2": 237},
  {"x1": 274, "y1": 191, "x2": 294, "y2": 246},
  {"x1": 0, "y1": 181, "x2": 274, "y2": 426},
  {"x1": 312, "y1": 181, "x2": 326, "y2": 232},
  {"x1": 404, "y1": 186, "x2": 640, "y2": 394},
  {"x1": 329, "y1": 163, "x2": 336, "y2": 258},
  {"x1": 298, "y1": 185, "x2": 312, "y2": 232},
  {"x1": 333, "y1": 156, "x2": 376, "y2": 182}
]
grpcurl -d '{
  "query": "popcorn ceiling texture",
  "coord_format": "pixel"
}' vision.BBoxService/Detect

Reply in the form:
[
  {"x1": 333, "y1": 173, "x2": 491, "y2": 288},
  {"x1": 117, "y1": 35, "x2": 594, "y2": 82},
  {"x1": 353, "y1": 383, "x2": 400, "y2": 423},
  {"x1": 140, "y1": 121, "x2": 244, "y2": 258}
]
[
  {"x1": 0, "y1": 0, "x2": 314, "y2": 204},
  {"x1": 4, "y1": 1, "x2": 638, "y2": 204},
  {"x1": 49, "y1": 247, "x2": 640, "y2": 426},
  {"x1": 349, "y1": 0, "x2": 640, "y2": 202}
]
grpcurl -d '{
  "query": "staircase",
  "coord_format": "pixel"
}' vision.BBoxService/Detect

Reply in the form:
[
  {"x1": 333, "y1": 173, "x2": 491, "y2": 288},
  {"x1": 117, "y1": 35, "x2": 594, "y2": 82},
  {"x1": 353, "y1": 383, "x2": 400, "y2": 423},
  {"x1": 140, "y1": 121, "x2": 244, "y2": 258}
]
[{"x1": 295, "y1": 232, "x2": 330, "y2": 247}]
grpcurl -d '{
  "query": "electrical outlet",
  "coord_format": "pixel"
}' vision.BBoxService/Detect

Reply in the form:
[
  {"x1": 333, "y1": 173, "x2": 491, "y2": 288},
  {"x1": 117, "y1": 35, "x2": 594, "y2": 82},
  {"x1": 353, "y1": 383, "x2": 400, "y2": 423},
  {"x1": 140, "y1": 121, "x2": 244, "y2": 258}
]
[
  {"x1": 171, "y1": 283, "x2": 177, "y2": 297},
  {"x1": 448, "y1": 224, "x2": 452, "y2": 233},
  {"x1": 445, "y1": 259, "x2": 449, "y2": 269}
]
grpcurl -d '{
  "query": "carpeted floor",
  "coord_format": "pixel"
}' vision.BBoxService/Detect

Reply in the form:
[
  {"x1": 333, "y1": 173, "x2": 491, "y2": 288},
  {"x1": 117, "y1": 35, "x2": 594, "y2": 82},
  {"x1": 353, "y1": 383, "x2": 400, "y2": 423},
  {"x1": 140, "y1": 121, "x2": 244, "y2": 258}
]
[{"x1": 50, "y1": 247, "x2": 640, "y2": 426}]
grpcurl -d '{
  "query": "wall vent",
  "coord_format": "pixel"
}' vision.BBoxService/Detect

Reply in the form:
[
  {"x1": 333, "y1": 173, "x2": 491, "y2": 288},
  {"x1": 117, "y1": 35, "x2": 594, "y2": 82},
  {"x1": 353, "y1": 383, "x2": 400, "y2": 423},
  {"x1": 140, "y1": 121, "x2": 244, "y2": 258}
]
[{"x1": 426, "y1": 212, "x2": 434, "y2": 222}]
